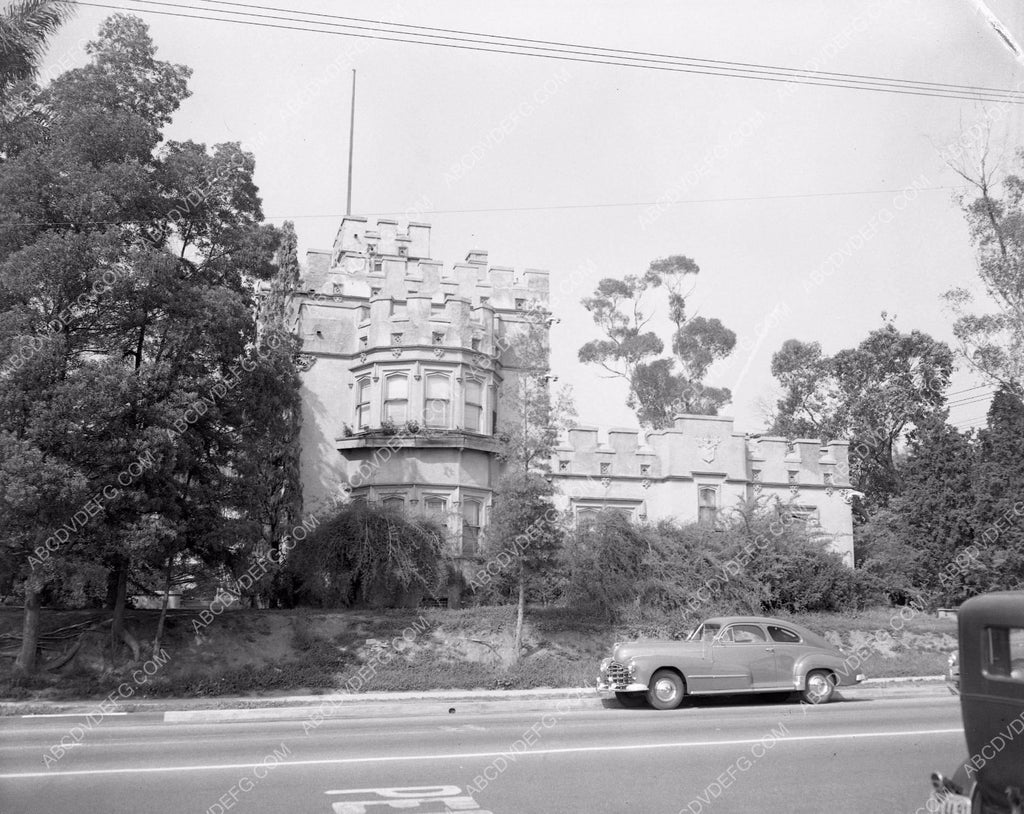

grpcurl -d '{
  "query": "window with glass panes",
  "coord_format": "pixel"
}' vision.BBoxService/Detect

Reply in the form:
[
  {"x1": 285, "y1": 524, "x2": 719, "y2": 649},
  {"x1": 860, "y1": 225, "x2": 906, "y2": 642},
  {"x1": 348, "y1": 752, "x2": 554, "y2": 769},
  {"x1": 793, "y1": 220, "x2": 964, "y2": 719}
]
[
  {"x1": 424, "y1": 496, "x2": 446, "y2": 520},
  {"x1": 698, "y1": 487, "x2": 718, "y2": 525},
  {"x1": 464, "y1": 379, "x2": 483, "y2": 432},
  {"x1": 462, "y1": 500, "x2": 481, "y2": 556},
  {"x1": 425, "y1": 373, "x2": 450, "y2": 428},
  {"x1": 355, "y1": 378, "x2": 370, "y2": 429},
  {"x1": 383, "y1": 375, "x2": 408, "y2": 423}
]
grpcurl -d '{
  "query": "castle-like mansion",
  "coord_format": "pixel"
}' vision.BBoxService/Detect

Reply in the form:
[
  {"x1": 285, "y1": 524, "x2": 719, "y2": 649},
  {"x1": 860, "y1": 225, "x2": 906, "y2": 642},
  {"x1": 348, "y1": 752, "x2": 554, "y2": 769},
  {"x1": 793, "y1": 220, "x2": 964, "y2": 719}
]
[{"x1": 291, "y1": 218, "x2": 854, "y2": 602}]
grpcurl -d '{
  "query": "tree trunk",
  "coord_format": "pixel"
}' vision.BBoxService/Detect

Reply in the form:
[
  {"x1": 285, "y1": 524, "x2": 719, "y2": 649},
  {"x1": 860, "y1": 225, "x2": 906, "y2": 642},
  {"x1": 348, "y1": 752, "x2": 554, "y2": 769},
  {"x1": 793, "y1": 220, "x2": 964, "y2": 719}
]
[
  {"x1": 513, "y1": 563, "x2": 525, "y2": 662},
  {"x1": 110, "y1": 563, "x2": 128, "y2": 660},
  {"x1": 152, "y1": 555, "x2": 173, "y2": 656},
  {"x1": 14, "y1": 585, "x2": 41, "y2": 675}
]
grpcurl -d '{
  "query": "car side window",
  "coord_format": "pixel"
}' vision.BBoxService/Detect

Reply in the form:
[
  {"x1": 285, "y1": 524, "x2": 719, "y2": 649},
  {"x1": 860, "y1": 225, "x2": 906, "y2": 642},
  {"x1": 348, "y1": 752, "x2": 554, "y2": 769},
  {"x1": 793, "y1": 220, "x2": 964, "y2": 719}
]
[
  {"x1": 985, "y1": 626, "x2": 1024, "y2": 681},
  {"x1": 726, "y1": 624, "x2": 767, "y2": 644},
  {"x1": 768, "y1": 625, "x2": 801, "y2": 644}
]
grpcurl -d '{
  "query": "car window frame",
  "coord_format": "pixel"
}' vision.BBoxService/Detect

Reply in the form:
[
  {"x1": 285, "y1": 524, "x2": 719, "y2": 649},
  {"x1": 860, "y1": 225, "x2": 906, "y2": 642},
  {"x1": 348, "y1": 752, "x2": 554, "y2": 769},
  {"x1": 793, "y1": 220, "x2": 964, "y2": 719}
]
[
  {"x1": 721, "y1": 623, "x2": 768, "y2": 645},
  {"x1": 767, "y1": 624, "x2": 803, "y2": 644}
]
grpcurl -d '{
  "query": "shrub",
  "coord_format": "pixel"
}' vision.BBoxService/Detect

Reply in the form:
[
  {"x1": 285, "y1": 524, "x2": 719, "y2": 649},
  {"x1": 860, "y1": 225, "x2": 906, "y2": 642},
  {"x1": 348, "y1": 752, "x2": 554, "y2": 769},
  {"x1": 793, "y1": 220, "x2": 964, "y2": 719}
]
[
  {"x1": 562, "y1": 498, "x2": 876, "y2": 620},
  {"x1": 285, "y1": 502, "x2": 447, "y2": 608}
]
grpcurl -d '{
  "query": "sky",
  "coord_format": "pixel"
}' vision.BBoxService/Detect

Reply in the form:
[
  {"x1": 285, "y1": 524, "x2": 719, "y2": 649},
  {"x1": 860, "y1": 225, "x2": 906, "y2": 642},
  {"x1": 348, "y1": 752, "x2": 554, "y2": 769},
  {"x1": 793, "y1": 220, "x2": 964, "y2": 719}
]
[{"x1": 38, "y1": 0, "x2": 1024, "y2": 437}]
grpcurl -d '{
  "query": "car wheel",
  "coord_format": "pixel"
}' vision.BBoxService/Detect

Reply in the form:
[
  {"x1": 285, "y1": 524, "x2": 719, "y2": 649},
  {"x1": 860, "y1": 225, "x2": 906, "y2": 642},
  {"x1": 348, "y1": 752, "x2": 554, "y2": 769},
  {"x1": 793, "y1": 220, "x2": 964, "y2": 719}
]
[
  {"x1": 646, "y1": 669, "x2": 685, "y2": 710},
  {"x1": 615, "y1": 691, "x2": 647, "y2": 708},
  {"x1": 801, "y1": 670, "x2": 836, "y2": 704}
]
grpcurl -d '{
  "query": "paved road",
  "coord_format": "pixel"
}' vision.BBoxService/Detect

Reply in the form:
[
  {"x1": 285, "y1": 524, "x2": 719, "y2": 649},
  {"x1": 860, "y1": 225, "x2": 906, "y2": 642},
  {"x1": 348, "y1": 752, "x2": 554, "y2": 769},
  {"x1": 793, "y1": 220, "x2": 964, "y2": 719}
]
[{"x1": 0, "y1": 690, "x2": 963, "y2": 814}]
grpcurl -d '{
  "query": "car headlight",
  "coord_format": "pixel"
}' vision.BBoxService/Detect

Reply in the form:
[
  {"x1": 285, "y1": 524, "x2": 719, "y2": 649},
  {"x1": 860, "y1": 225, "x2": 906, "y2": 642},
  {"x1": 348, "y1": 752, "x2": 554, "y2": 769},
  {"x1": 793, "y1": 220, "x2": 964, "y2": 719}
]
[{"x1": 625, "y1": 658, "x2": 637, "y2": 677}]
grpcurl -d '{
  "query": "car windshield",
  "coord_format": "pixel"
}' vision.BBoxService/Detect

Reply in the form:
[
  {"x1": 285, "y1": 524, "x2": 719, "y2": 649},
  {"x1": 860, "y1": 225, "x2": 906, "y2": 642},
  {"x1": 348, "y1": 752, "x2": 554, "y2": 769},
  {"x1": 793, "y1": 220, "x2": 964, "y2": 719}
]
[{"x1": 687, "y1": 623, "x2": 720, "y2": 642}]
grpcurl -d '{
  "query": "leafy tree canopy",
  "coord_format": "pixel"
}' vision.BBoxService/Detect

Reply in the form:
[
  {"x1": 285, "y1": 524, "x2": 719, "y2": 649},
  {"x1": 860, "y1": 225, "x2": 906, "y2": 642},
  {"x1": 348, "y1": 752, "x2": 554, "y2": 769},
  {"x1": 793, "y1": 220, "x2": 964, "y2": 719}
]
[
  {"x1": 578, "y1": 255, "x2": 736, "y2": 428},
  {"x1": 768, "y1": 321, "x2": 953, "y2": 512}
]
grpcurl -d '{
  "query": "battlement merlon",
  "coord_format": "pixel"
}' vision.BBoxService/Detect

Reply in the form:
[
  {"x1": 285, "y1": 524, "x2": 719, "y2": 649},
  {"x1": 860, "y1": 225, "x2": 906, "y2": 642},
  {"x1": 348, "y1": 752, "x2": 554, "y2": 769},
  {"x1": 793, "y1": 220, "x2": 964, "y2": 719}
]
[
  {"x1": 554, "y1": 418, "x2": 851, "y2": 486},
  {"x1": 301, "y1": 218, "x2": 550, "y2": 305}
]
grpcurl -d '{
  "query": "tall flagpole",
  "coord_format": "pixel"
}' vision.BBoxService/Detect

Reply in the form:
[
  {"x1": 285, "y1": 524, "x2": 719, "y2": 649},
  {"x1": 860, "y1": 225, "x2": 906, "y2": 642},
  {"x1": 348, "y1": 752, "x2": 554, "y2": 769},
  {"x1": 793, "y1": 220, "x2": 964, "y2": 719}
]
[{"x1": 346, "y1": 69, "x2": 356, "y2": 216}]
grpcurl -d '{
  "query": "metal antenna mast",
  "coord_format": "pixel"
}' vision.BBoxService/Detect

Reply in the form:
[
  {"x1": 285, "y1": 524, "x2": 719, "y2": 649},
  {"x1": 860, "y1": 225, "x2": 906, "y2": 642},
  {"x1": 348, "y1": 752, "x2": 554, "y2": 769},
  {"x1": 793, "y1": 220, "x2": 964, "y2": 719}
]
[{"x1": 346, "y1": 69, "x2": 356, "y2": 216}]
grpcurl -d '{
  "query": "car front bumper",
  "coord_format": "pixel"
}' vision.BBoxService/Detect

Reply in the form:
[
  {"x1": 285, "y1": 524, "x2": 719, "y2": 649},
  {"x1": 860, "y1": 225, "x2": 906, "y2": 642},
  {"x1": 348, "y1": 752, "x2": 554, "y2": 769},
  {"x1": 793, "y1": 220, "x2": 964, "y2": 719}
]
[
  {"x1": 596, "y1": 678, "x2": 648, "y2": 693},
  {"x1": 925, "y1": 792, "x2": 971, "y2": 813}
]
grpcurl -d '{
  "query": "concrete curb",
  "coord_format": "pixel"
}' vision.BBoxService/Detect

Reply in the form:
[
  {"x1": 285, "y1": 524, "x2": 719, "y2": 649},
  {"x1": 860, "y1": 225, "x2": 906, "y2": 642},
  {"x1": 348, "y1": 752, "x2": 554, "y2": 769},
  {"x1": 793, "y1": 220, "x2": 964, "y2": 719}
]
[{"x1": 2, "y1": 677, "x2": 951, "y2": 720}]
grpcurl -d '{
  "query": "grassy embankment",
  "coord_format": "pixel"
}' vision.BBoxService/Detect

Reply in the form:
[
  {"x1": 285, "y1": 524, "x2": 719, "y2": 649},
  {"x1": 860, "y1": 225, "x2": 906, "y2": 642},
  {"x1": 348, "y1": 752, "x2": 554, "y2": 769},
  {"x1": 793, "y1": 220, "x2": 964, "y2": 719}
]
[{"x1": 0, "y1": 605, "x2": 957, "y2": 702}]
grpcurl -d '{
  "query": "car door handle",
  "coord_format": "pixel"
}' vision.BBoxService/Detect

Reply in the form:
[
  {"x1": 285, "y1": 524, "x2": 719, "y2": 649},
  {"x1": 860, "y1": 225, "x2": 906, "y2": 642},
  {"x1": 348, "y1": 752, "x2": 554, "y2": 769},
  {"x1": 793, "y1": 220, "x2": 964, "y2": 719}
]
[{"x1": 764, "y1": 647, "x2": 775, "y2": 652}]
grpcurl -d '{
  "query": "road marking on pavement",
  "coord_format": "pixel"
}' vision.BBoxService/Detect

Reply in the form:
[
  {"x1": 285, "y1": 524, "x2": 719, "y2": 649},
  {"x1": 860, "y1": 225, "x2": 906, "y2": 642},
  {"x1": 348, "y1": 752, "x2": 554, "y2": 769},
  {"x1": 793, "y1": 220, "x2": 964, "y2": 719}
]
[
  {"x1": 0, "y1": 726, "x2": 963, "y2": 779},
  {"x1": 20, "y1": 713, "x2": 127, "y2": 718}
]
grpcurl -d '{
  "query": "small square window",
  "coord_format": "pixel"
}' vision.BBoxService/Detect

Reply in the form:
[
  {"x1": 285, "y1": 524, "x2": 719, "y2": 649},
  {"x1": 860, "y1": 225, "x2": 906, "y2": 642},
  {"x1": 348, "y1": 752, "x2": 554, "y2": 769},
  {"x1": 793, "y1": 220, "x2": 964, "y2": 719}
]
[
  {"x1": 432, "y1": 332, "x2": 444, "y2": 345},
  {"x1": 640, "y1": 464, "x2": 650, "y2": 475},
  {"x1": 559, "y1": 460, "x2": 569, "y2": 472},
  {"x1": 370, "y1": 287, "x2": 381, "y2": 297},
  {"x1": 391, "y1": 332, "x2": 403, "y2": 345},
  {"x1": 359, "y1": 335, "x2": 368, "y2": 349},
  {"x1": 515, "y1": 298, "x2": 525, "y2": 309},
  {"x1": 398, "y1": 246, "x2": 408, "y2": 257},
  {"x1": 373, "y1": 259, "x2": 383, "y2": 273},
  {"x1": 471, "y1": 337, "x2": 481, "y2": 351},
  {"x1": 332, "y1": 282, "x2": 344, "y2": 294},
  {"x1": 431, "y1": 303, "x2": 444, "y2": 316},
  {"x1": 480, "y1": 296, "x2": 490, "y2": 305},
  {"x1": 315, "y1": 330, "x2": 323, "y2": 339},
  {"x1": 600, "y1": 462, "x2": 610, "y2": 475},
  {"x1": 788, "y1": 471, "x2": 799, "y2": 484},
  {"x1": 359, "y1": 305, "x2": 370, "y2": 321}
]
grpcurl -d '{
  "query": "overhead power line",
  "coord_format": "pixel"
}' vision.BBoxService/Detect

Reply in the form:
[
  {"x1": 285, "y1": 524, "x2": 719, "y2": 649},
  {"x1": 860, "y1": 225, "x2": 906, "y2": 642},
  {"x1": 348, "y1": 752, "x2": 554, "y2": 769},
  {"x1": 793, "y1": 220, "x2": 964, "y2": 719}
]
[
  {"x1": 198, "y1": 0, "x2": 1024, "y2": 99},
  {"x1": 69, "y1": 0, "x2": 1024, "y2": 105},
  {"x1": 0, "y1": 184, "x2": 966, "y2": 228},
  {"x1": 945, "y1": 383, "x2": 995, "y2": 398},
  {"x1": 948, "y1": 395, "x2": 995, "y2": 410}
]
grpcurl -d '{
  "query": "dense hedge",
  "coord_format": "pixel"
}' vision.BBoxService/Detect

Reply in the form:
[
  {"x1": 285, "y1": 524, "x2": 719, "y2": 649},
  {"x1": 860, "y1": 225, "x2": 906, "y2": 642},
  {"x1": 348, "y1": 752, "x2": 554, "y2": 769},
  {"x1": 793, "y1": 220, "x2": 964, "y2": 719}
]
[{"x1": 561, "y1": 499, "x2": 876, "y2": 622}]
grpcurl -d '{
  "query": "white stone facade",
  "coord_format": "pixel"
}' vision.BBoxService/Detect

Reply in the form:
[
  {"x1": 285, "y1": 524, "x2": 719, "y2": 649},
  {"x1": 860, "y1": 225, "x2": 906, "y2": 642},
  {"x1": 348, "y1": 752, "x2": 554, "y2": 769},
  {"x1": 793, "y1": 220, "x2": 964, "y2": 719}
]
[{"x1": 291, "y1": 219, "x2": 855, "y2": 604}]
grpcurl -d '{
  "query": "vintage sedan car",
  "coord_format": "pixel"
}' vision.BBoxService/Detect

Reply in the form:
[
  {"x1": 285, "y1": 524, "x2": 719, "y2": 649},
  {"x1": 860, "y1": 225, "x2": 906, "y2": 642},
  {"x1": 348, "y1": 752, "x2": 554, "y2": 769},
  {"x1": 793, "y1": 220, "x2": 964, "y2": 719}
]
[
  {"x1": 929, "y1": 591, "x2": 1024, "y2": 814},
  {"x1": 597, "y1": 615, "x2": 865, "y2": 710}
]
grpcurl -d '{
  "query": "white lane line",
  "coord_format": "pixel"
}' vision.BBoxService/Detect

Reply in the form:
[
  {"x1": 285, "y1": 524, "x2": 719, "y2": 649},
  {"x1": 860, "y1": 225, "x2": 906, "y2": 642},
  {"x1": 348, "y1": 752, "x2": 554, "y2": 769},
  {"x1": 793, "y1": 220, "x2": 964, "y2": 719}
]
[
  {"x1": 20, "y1": 713, "x2": 128, "y2": 718},
  {"x1": 0, "y1": 727, "x2": 962, "y2": 779}
]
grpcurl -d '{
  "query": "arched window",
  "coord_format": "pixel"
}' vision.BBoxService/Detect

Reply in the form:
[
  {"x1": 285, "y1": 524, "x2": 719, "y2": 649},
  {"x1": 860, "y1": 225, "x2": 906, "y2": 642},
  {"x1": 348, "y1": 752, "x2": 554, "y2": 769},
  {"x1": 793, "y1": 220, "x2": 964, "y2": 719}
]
[
  {"x1": 383, "y1": 374, "x2": 408, "y2": 423},
  {"x1": 698, "y1": 487, "x2": 718, "y2": 526},
  {"x1": 464, "y1": 379, "x2": 483, "y2": 432},
  {"x1": 425, "y1": 373, "x2": 451, "y2": 428},
  {"x1": 382, "y1": 495, "x2": 405, "y2": 512},
  {"x1": 355, "y1": 378, "x2": 371, "y2": 429},
  {"x1": 424, "y1": 496, "x2": 446, "y2": 520},
  {"x1": 462, "y1": 500, "x2": 482, "y2": 556}
]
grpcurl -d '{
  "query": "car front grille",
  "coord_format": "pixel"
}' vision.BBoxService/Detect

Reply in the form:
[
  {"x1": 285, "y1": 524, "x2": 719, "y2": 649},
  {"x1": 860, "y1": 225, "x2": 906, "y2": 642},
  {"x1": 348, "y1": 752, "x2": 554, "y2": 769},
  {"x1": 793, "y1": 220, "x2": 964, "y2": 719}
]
[{"x1": 603, "y1": 660, "x2": 631, "y2": 690}]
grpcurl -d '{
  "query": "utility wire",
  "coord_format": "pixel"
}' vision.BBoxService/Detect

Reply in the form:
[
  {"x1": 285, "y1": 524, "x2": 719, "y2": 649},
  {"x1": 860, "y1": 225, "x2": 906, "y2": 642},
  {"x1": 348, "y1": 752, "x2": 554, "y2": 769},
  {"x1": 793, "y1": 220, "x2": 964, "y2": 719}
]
[
  {"x1": 182, "y1": 0, "x2": 1024, "y2": 100},
  {"x1": 69, "y1": 0, "x2": 1024, "y2": 105},
  {"x1": 945, "y1": 383, "x2": 994, "y2": 397},
  {"x1": 0, "y1": 184, "x2": 965, "y2": 228}
]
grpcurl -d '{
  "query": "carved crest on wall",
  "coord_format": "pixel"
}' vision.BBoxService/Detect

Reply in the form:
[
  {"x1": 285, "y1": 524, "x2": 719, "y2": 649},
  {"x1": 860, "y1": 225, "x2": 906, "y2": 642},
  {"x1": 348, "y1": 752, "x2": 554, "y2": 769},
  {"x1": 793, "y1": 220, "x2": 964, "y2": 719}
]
[
  {"x1": 295, "y1": 354, "x2": 317, "y2": 372},
  {"x1": 697, "y1": 436, "x2": 721, "y2": 464}
]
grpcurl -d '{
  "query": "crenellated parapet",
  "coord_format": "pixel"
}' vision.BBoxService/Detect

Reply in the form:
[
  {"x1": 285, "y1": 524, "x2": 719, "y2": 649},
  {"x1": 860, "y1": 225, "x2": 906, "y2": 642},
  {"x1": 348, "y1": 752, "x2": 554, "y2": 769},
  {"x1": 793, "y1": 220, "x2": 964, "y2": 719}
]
[
  {"x1": 552, "y1": 414, "x2": 851, "y2": 490},
  {"x1": 295, "y1": 217, "x2": 550, "y2": 361}
]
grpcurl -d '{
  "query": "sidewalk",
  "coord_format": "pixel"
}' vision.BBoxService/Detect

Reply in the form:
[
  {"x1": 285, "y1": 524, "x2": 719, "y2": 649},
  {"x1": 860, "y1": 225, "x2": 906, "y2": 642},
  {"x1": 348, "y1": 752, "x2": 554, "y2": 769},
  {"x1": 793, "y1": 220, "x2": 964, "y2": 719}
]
[{"x1": 0, "y1": 676, "x2": 950, "y2": 721}]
